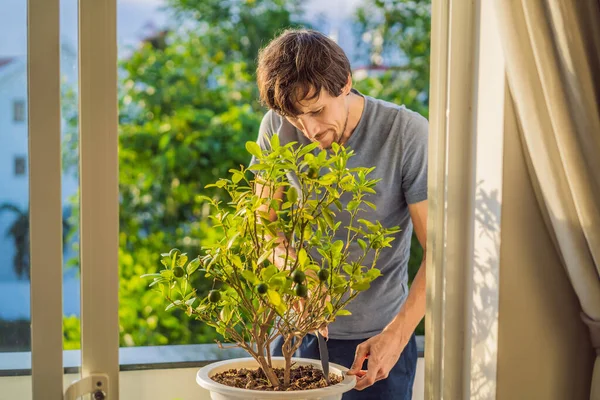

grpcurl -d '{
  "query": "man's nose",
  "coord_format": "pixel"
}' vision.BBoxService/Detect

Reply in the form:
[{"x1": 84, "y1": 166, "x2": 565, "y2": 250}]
[{"x1": 299, "y1": 117, "x2": 321, "y2": 140}]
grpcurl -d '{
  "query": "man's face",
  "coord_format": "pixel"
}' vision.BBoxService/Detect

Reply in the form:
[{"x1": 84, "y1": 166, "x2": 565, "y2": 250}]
[{"x1": 284, "y1": 85, "x2": 351, "y2": 149}]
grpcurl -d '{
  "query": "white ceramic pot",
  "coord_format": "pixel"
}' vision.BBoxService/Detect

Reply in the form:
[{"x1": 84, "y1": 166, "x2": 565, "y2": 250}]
[{"x1": 196, "y1": 356, "x2": 356, "y2": 400}]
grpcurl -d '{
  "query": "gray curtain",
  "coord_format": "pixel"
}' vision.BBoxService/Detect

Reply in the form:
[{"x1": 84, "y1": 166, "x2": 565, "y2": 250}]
[{"x1": 493, "y1": 0, "x2": 600, "y2": 398}]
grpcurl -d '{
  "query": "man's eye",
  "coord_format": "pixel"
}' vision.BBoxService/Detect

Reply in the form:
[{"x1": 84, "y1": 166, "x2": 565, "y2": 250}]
[{"x1": 312, "y1": 109, "x2": 323, "y2": 115}]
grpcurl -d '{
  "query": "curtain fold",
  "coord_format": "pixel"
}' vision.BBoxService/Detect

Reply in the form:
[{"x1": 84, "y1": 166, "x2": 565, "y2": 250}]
[{"x1": 493, "y1": 0, "x2": 600, "y2": 398}]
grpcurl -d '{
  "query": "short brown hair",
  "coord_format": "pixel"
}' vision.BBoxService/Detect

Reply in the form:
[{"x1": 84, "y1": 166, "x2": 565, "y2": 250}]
[{"x1": 256, "y1": 29, "x2": 351, "y2": 117}]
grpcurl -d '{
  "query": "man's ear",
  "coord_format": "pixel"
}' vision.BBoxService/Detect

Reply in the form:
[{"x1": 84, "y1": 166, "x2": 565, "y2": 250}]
[{"x1": 342, "y1": 74, "x2": 353, "y2": 96}]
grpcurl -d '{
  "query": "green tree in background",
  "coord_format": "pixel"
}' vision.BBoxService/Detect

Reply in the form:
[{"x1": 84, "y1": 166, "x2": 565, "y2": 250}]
[
  {"x1": 0, "y1": 203, "x2": 71, "y2": 281},
  {"x1": 58, "y1": 0, "x2": 431, "y2": 348},
  {"x1": 0, "y1": 204, "x2": 30, "y2": 280},
  {"x1": 353, "y1": 0, "x2": 431, "y2": 117},
  {"x1": 61, "y1": 0, "x2": 306, "y2": 348}
]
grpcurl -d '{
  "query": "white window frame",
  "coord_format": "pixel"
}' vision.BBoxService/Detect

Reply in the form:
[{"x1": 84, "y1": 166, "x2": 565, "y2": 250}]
[
  {"x1": 28, "y1": 0, "x2": 63, "y2": 398},
  {"x1": 78, "y1": 0, "x2": 120, "y2": 397}
]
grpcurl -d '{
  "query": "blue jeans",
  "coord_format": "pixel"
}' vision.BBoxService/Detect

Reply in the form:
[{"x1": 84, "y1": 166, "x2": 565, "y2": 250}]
[{"x1": 271, "y1": 333, "x2": 417, "y2": 400}]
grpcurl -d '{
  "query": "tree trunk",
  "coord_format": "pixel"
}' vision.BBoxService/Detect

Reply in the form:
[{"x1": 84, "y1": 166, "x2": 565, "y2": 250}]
[
  {"x1": 281, "y1": 336, "x2": 294, "y2": 388},
  {"x1": 284, "y1": 352, "x2": 292, "y2": 388},
  {"x1": 257, "y1": 355, "x2": 280, "y2": 388}
]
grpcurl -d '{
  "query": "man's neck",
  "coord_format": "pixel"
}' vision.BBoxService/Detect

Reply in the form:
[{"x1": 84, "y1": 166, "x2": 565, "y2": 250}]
[{"x1": 340, "y1": 91, "x2": 365, "y2": 145}]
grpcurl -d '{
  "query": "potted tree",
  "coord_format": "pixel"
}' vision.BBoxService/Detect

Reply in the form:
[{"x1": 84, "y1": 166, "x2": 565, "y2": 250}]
[{"x1": 144, "y1": 135, "x2": 398, "y2": 399}]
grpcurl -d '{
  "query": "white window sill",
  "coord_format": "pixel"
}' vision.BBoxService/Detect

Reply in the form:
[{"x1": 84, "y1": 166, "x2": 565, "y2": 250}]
[{"x1": 0, "y1": 335, "x2": 424, "y2": 377}]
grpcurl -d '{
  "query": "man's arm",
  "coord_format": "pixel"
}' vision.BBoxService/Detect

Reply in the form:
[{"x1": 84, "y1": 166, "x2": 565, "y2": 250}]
[
  {"x1": 348, "y1": 199, "x2": 427, "y2": 390},
  {"x1": 385, "y1": 200, "x2": 427, "y2": 342}
]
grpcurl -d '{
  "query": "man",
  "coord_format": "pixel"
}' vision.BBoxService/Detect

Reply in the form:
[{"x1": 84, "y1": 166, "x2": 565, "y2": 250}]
[{"x1": 251, "y1": 28, "x2": 428, "y2": 399}]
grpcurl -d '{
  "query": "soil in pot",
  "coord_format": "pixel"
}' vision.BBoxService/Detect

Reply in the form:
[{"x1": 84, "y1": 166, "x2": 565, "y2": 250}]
[{"x1": 211, "y1": 364, "x2": 343, "y2": 391}]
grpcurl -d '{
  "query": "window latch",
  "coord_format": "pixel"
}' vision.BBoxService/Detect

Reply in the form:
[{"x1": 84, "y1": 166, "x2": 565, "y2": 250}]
[{"x1": 64, "y1": 373, "x2": 109, "y2": 400}]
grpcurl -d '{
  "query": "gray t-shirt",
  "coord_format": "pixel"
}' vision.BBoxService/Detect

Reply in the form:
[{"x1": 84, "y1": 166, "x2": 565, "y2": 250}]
[{"x1": 250, "y1": 90, "x2": 428, "y2": 339}]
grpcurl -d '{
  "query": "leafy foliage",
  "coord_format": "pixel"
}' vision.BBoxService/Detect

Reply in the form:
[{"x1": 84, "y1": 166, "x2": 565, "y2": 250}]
[
  {"x1": 0, "y1": 203, "x2": 71, "y2": 280},
  {"x1": 353, "y1": 0, "x2": 431, "y2": 117},
  {"x1": 147, "y1": 137, "x2": 399, "y2": 388}
]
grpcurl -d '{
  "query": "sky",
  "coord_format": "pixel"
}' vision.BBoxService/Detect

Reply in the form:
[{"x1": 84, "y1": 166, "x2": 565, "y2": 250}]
[{"x1": 0, "y1": 0, "x2": 363, "y2": 58}]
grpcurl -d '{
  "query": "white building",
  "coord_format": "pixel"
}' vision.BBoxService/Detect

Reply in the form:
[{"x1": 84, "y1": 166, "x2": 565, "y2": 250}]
[{"x1": 0, "y1": 43, "x2": 80, "y2": 320}]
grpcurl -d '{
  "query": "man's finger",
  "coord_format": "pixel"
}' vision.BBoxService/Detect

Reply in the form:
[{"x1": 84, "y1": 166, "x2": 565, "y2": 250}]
[
  {"x1": 355, "y1": 364, "x2": 379, "y2": 391},
  {"x1": 353, "y1": 370, "x2": 367, "y2": 378},
  {"x1": 347, "y1": 343, "x2": 369, "y2": 375},
  {"x1": 318, "y1": 325, "x2": 328, "y2": 339}
]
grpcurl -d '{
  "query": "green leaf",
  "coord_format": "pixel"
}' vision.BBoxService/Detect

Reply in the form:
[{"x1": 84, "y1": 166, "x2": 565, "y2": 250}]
[
  {"x1": 351, "y1": 281, "x2": 370, "y2": 291},
  {"x1": 226, "y1": 232, "x2": 240, "y2": 250},
  {"x1": 339, "y1": 175, "x2": 353, "y2": 185},
  {"x1": 343, "y1": 264, "x2": 354, "y2": 276},
  {"x1": 271, "y1": 134, "x2": 280, "y2": 150},
  {"x1": 270, "y1": 276, "x2": 286, "y2": 289},
  {"x1": 322, "y1": 209, "x2": 335, "y2": 230},
  {"x1": 186, "y1": 258, "x2": 201, "y2": 275},
  {"x1": 165, "y1": 300, "x2": 182, "y2": 311},
  {"x1": 357, "y1": 239, "x2": 367, "y2": 251},
  {"x1": 148, "y1": 278, "x2": 165, "y2": 287},
  {"x1": 333, "y1": 199, "x2": 343, "y2": 211},
  {"x1": 326, "y1": 302, "x2": 333, "y2": 314},
  {"x1": 232, "y1": 172, "x2": 243, "y2": 184},
  {"x1": 286, "y1": 186, "x2": 298, "y2": 203},
  {"x1": 347, "y1": 200, "x2": 360, "y2": 211},
  {"x1": 177, "y1": 254, "x2": 188, "y2": 267},
  {"x1": 364, "y1": 201, "x2": 377, "y2": 210},
  {"x1": 230, "y1": 255, "x2": 243, "y2": 269},
  {"x1": 195, "y1": 195, "x2": 213, "y2": 204},
  {"x1": 332, "y1": 240, "x2": 344, "y2": 254},
  {"x1": 317, "y1": 248, "x2": 328, "y2": 261},
  {"x1": 246, "y1": 141, "x2": 262, "y2": 157},
  {"x1": 297, "y1": 248, "x2": 308, "y2": 267},
  {"x1": 260, "y1": 265, "x2": 278, "y2": 281},
  {"x1": 257, "y1": 249, "x2": 273, "y2": 266},
  {"x1": 298, "y1": 142, "x2": 319, "y2": 156},
  {"x1": 160, "y1": 270, "x2": 173, "y2": 280},
  {"x1": 363, "y1": 187, "x2": 376, "y2": 194},
  {"x1": 140, "y1": 273, "x2": 161, "y2": 279},
  {"x1": 306, "y1": 263, "x2": 320, "y2": 272},
  {"x1": 185, "y1": 297, "x2": 197, "y2": 306},
  {"x1": 241, "y1": 270, "x2": 258, "y2": 284},
  {"x1": 358, "y1": 219, "x2": 378, "y2": 232},
  {"x1": 333, "y1": 285, "x2": 347, "y2": 294},
  {"x1": 336, "y1": 309, "x2": 352, "y2": 316},
  {"x1": 248, "y1": 163, "x2": 268, "y2": 171},
  {"x1": 267, "y1": 289, "x2": 281, "y2": 306},
  {"x1": 270, "y1": 270, "x2": 288, "y2": 281},
  {"x1": 319, "y1": 173, "x2": 336, "y2": 185},
  {"x1": 275, "y1": 302, "x2": 287, "y2": 315},
  {"x1": 366, "y1": 269, "x2": 382, "y2": 280},
  {"x1": 220, "y1": 306, "x2": 232, "y2": 323}
]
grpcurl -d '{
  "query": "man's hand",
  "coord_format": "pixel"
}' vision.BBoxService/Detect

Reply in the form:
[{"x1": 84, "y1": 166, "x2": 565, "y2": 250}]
[
  {"x1": 346, "y1": 328, "x2": 409, "y2": 391},
  {"x1": 346, "y1": 199, "x2": 428, "y2": 390}
]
